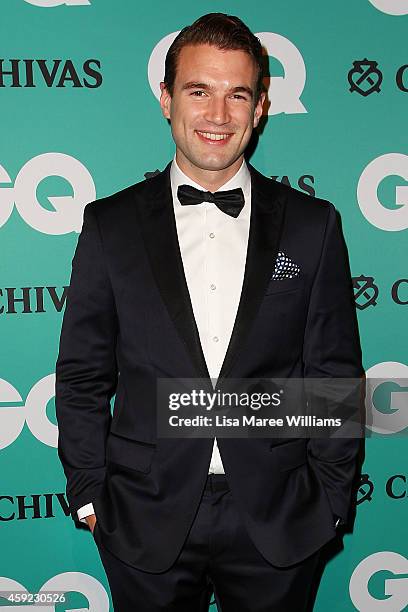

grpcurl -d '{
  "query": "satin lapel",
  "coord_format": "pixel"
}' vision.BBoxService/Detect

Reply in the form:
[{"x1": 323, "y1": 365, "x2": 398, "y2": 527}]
[
  {"x1": 216, "y1": 163, "x2": 287, "y2": 386},
  {"x1": 137, "y1": 162, "x2": 211, "y2": 381}
]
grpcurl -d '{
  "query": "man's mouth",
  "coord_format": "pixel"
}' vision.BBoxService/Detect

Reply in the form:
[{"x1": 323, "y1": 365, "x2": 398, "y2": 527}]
[{"x1": 195, "y1": 130, "x2": 232, "y2": 143}]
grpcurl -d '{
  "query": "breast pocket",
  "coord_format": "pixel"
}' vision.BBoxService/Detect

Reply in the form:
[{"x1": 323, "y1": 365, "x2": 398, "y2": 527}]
[
  {"x1": 264, "y1": 276, "x2": 304, "y2": 296},
  {"x1": 106, "y1": 432, "x2": 156, "y2": 473}
]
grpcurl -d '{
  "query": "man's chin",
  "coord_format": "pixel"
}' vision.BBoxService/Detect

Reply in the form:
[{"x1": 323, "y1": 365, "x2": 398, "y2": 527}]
[{"x1": 190, "y1": 154, "x2": 241, "y2": 173}]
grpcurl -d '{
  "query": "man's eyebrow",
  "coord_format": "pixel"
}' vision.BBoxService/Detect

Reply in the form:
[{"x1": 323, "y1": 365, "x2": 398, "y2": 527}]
[
  {"x1": 231, "y1": 85, "x2": 253, "y2": 98},
  {"x1": 182, "y1": 81, "x2": 211, "y2": 90},
  {"x1": 181, "y1": 82, "x2": 253, "y2": 97}
]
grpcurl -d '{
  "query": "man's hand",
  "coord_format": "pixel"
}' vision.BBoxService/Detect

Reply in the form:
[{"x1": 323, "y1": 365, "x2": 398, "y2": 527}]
[{"x1": 85, "y1": 513, "x2": 97, "y2": 534}]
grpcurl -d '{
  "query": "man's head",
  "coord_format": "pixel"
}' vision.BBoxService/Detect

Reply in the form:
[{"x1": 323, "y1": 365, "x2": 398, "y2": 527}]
[
  {"x1": 163, "y1": 13, "x2": 264, "y2": 104},
  {"x1": 160, "y1": 13, "x2": 266, "y2": 190}
]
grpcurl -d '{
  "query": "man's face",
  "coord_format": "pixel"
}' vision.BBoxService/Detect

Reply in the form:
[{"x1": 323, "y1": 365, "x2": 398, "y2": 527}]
[{"x1": 160, "y1": 43, "x2": 265, "y2": 185}]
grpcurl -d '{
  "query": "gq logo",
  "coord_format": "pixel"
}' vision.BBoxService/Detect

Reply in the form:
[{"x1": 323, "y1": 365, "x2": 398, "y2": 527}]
[
  {"x1": 24, "y1": 0, "x2": 90, "y2": 6},
  {"x1": 0, "y1": 572, "x2": 108, "y2": 611},
  {"x1": 349, "y1": 552, "x2": 408, "y2": 611},
  {"x1": 148, "y1": 31, "x2": 307, "y2": 115},
  {"x1": 365, "y1": 362, "x2": 408, "y2": 435},
  {"x1": 0, "y1": 374, "x2": 57, "y2": 449},
  {"x1": 0, "y1": 153, "x2": 95, "y2": 234},
  {"x1": 368, "y1": 0, "x2": 408, "y2": 15},
  {"x1": 357, "y1": 154, "x2": 408, "y2": 231}
]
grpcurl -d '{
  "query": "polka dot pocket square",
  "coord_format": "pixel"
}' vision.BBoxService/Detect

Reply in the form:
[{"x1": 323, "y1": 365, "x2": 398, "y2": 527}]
[{"x1": 271, "y1": 251, "x2": 301, "y2": 281}]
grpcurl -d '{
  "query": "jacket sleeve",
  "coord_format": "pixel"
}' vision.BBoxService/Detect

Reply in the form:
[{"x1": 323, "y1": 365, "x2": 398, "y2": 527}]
[
  {"x1": 303, "y1": 201, "x2": 365, "y2": 525},
  {"x1": 55, "y1": 202, "x2": 118, "y2": 522}
]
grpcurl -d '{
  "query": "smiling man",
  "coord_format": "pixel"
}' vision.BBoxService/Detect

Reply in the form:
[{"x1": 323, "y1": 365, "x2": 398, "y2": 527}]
[
  {"x1": 159, "y1": 42, "x2": 264, "y2": 190},
  {"x1": 56, "y1": 12, "x2": 364, "y2": 612}
]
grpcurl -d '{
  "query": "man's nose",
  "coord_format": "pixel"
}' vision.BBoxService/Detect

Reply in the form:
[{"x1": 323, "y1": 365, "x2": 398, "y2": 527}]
[{"x1": 204, "y1": 97, "x2": 230, "y2": 125}]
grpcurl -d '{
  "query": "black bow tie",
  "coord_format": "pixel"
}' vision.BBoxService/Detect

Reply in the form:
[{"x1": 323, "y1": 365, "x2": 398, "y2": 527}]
[{"x1": 177, "y1": 184, "x2": 245, "y2": 218}]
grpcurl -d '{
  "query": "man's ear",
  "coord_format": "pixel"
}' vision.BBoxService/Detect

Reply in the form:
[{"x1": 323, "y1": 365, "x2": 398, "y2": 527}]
[
  {"x1": 160, "y1": 82, "x2": 171, "y2": 120},
  {"x1": 253, "y1": 91, "x2": 266, "y2": 128}
]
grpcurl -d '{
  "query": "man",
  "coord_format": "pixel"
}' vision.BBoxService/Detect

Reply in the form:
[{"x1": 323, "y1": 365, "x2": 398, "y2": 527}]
[{"x1": 55, "y1": 12, "x2": 364, "y2": 611}]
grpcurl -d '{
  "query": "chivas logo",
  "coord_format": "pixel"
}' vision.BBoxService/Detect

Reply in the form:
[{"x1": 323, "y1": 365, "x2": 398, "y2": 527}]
[
  {"x1": 349, "y1": 61, "x2": 408, "y2": 97},
  {"x1": 357, "y1": 473, "x2": 374, "y2": 504},
  {"x1": 352, "y1": 275, "x2": 408, "y2": 307},
  {"x1": 271, "y1": 174, "x2": 315, "y2": 196},
  {"x1": 0, "y1": 493, "x2": 69, "y2": 520},
  {"x1": 144, "y1": 170, "x2": 161, "y2": 180},
  {"x1": 353, "y1": 275, "x2": 379, "y2": 310},
  {"x1": 348, "y1": 59, "x2": 383, "y2": 96},
  {"x1": 0, "y1": 59, "x2": 102, "y2": 88},
  {"x1": 386, "y1": 475, "x2": 407, "y2": 499},
  {"x1": 357, "y1": 473, "x2": 407, "y2": 504},
  {"x1": 0, "y1": 286, "x2": 68, "y2": 314}
]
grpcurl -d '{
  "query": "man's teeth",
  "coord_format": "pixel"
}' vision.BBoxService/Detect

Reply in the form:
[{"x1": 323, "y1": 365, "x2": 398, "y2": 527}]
[{"x1": 197, "y1": 131, "x2": 230, "y2": 141}]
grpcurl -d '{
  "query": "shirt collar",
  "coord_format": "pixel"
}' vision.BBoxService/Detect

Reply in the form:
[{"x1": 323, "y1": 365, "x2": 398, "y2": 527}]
[{"x1": 170, "y1": 155, "x2": 251, "y2": 213}]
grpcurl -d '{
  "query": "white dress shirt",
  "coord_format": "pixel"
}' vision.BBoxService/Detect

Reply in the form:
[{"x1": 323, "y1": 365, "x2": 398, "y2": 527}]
[{"x1": 77, "y1": 156, "x2": 251, "y2": 522}]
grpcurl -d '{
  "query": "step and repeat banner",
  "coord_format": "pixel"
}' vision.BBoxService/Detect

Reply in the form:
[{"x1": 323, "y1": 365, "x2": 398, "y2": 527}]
[{"x1": 1, "y1": 1, "x2": 407, "y2": 610}]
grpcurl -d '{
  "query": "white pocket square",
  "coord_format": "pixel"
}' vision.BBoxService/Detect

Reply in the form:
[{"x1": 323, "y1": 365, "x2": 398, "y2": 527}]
[{"x1": 271, "y1": 251, "x2": 300, "y2": 280}]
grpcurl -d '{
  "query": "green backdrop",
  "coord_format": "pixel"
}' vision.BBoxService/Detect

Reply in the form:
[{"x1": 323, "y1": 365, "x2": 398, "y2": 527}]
[{"x1": 1, "y1": 1, "x2": 407, "y2": 610}]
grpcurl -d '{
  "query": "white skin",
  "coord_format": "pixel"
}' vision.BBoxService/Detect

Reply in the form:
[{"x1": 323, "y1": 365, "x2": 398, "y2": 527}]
[
  {"x1": 160, "y1": 43, "x2": 265, "y2": 192},
  {"x1": 85, "y1": 44, "x2": 265, "y2": 534}
]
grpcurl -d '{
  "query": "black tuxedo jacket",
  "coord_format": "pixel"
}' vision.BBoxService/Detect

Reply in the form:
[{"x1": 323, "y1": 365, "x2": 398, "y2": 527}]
[{"x1": 55, "y1": 161, "x2": 364, "y2": 572}]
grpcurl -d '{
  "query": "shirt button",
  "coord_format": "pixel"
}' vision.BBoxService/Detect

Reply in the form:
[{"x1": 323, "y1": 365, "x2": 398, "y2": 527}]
[
  {"x1": 210, "y1": 284, "x2": 216, "y2": 290},
  {"x1": 213, "y1": 336, "x2": 219, "y2": 343},
  {"x1": 209, "y1": 232, "x2": 215, "y2": 239}
]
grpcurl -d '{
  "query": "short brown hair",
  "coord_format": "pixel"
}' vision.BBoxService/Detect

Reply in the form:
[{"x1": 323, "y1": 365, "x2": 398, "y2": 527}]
[{"x1": 163, "y1": 13, "x2": 264, "y2": 102}]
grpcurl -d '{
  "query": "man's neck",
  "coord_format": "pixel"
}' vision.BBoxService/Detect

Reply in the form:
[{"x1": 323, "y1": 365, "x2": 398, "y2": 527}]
[{"x1": 175, "y1": 153, "x2": 244, "y2": 192}]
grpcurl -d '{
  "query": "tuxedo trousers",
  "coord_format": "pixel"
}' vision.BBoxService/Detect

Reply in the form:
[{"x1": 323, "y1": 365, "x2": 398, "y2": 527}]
[{"x1": 93, "y1": 474, "x2": 322, "y2": 612}]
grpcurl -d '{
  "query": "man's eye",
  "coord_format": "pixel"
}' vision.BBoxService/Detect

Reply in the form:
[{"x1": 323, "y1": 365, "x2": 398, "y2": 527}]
[
  {"x1": 231, "y1": 94, "x2": 246, "y2": 100},
  {"x1": 191, "y1": 90, "x2": 206, "y2": 97}
]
